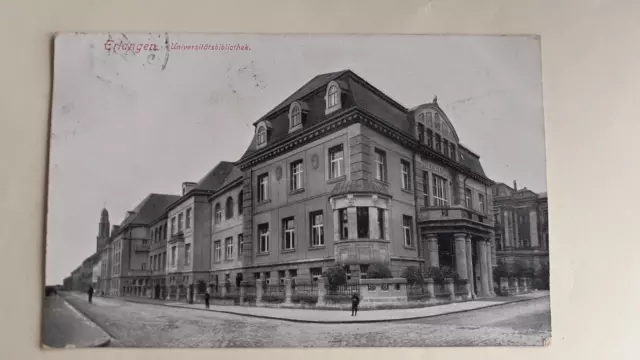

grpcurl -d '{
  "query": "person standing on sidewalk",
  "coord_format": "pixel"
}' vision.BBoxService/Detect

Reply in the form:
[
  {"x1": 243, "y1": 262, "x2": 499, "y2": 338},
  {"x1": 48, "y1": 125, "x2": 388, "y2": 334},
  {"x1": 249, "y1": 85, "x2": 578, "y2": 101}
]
[
  {"x1": 87, "y1": 286, "x2": 94, "y2": 304},
  {"x1": 351, "y1": 291, "x2": 360, "y2": 316},
  {"x1": 204, "y1": 291, "x2": 210, "y2": 309}
]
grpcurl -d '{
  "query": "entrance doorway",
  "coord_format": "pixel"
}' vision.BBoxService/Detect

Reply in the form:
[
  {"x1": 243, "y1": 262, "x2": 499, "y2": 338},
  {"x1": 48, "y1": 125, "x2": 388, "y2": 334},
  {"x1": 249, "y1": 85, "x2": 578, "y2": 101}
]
[{"x1": 472, "y1": 239, "x2": 480, "y2": 295}]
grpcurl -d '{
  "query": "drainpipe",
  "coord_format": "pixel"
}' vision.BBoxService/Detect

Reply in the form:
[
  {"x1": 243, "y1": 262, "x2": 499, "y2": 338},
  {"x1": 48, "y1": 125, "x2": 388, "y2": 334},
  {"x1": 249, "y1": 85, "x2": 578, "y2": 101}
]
[{"x1": 412, "y1": 152, "x2": 424, "y2": 272}]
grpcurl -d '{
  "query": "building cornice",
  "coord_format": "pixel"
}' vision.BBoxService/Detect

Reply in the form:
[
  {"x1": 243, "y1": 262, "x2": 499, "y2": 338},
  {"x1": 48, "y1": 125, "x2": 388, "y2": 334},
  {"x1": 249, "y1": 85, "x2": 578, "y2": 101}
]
[{"x1": 207, "y1": 177, "x2": 244, "y2": 202}]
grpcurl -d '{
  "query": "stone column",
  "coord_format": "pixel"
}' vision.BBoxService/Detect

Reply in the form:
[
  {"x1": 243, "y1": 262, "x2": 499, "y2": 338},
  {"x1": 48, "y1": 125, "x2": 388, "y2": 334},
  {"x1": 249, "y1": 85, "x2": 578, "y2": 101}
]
[
  {"x1": 176, "y1": 286, "x2": 181, "y2": 301},
  {"x1": 383, "y1": 209, "x2": 390, "y2": 241},
  {"x1": 369, "y1": 206, "x2": 380, "y2": 239},
  {"x1": 284, "y1": 277, "x2": 292, "y2": 305},
  {"x1": 454, "y1": 233, "x2": 468, "y2": 292},
  {"x1": 221, "y1": 282, "x2": 227, "y2": 297},
  {"x1": 513, "y1": 211, "x2": 520, "y2": 247},
  {"x1": 445, "y1": 278, "x2": 455, "y2": 301},
  {"x1": 486, "y1": 239, "x2": 496, "y2": 296},
  {"x1": 529, "y1": 210, "x2": 539, "y2": 247},
  {"x1": 347, "y1": 206, "x2": 357, "y2": 240},
  {"x1": 316, "y1": 277, "x2": 326, "y2": 306},
  {"x1": 455, "y1": 176, "x2": 465, "y2": 207},
  {"x1": 426, "y1": 234, "x2": 439, "y2": 268},
  {"x1": 465, "y1": 235, "x2": 475, "y2": 298},
  {"x1": 478, "y1": 240, "x2": 491, "y2": 297},
  {"x1": 333, "y1": 208, "x2": 340, "y2": 240},
  {"x1": 255, "y1": 279, "x2": 264, "y2": 306}
]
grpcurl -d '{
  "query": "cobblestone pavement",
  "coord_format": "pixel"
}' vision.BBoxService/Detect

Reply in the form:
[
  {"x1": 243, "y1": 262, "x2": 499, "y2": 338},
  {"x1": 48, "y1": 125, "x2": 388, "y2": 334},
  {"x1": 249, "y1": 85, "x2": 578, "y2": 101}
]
[{"x1": 62, "y1": 293, "x2": 550, "y2": 348}]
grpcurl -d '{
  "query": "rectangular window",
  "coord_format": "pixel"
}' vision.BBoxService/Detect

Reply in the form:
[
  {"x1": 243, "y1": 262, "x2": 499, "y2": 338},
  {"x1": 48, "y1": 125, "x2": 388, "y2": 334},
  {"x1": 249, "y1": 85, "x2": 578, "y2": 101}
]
[
  {"x1": 149, "y1": 256, "x2": 153, "y2": 270},
  {"x1": 356, "y1": 207, "x2": 369, "y2": 239},
  {"x1": 225, "y1": 237, "x2": 233, "y2": 260},
  {"x1": 401, "y1": 160, "x2": 412, "y2": 190},
  {"x1": 435, "y1": 134, "x2": 442, "y2": 152},
  {"x1": 417, "y1": 123, "x2": 425, "y2": 143},
  {"x1": 478, "y1": 193, "x2": 486, "y2": 213},
  {"x1": 162, "y1": 252, "x2": 166, "y2": 269},
  {"x1": 257, "y1": 173, "x2": 269, "y2": 202},
  {"x1": 339, "y1": 208, "x2": 349, "y2": 239},
  {"x1": 310, "y1": 267, "x2": 322, "y2": 281},
  {"x1": 432, "y1": 174, "x2": 450, "y2": 207},
  {"x1": 377, "y1": 208, "x2": 385, "y2": 240},
  {"x1": 178, "y1": 213, "x2": 184, "y2": 232},
  {"x1": 185, "y1": 243, "x2": 191, "y2": 265},
  {"x1": 427, "y1": 129, "x2": 433, "y2": 148},
  {"x1": 403, "y1": 215, "x2": 413, "y2": 247},
  {"x1": 141, "y1": 263, "x2": 146, "y2": 270},
  {"x1": 290, "y1": 160, "x2": 303, "y2": 191},
  {"x1": 258, "y1": 223, "x2": 270, "y2": 253},
  {"x1": 443, "y1": 139, "x2": 450, "y2": 157},
  {"x1": 465, "y1": 188, "x2": 473, "y2": 208},
  {"x1": 328, "y1": 145, "x2": 344, "y2": 179},
  {"x1": 450, "y1": 143, "x2": 456, "y2": 160},
  {"x1": 214, "y1": 241, "x2": 221, "y2": 262},
  {"x1": 238, "y1": 234, "x2": 244, "y2": 259},
  {"x1": 423, "y1": 171, "x2": 430, "y2": 207},
  {"x1": 171, "y1": 217, "x2": 176, "y2": 235},
  {"x1": 374, "y1": 149, "x2": 387, "y2": 182},
  {"x1": 186, "y1": 208, "x2": 192, "y2": 229},
  {"x1": 282, "y1": 218, "x2": 295, "y2": 250},
  {"x1": 171, "y1": 246, "x2": 176, "y2": 266},
  {"x1": 310, "y1": 211, "x2": 324, "y2": 247}
]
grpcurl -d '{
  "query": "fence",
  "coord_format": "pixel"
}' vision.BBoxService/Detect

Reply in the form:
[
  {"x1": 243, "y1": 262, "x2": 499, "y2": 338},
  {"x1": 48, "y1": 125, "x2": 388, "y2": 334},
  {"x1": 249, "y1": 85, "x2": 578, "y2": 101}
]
[{"x1": 326, "y1": 283, "x2": 360, "y2": 296}]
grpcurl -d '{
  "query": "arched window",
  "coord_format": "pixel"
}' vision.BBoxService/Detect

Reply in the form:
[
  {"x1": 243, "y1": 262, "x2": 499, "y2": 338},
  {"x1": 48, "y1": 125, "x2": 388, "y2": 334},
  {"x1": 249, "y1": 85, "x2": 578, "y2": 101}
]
[
  {"x1": 327, "y1": 85, "x2": 339, "y2": 108},
  {"x1": 257, "y1": 126, "x2": 266, "y2": 145},
  {"x1": 214, "y1": 203, "x2": 222, "y2": 224},
  {"x1": 225, "y1": 196, "x2": 234, "y2": 220},
  {"x1": 290, "y1": 104, "x2": 301, "y2": 128},
  {"x1": 237, "y1": 191, "x2": 243, "y2": 215}
]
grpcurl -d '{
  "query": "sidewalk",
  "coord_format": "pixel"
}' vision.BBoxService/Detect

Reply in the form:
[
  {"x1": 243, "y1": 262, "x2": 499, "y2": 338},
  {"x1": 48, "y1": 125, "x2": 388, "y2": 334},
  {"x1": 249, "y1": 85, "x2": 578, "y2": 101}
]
[
  {"x1": 42, "y1": 295, "x2": 111, "y2": 348},
  {"x1": 108, "y1": 290, "x2": 549, "y2": 324}
]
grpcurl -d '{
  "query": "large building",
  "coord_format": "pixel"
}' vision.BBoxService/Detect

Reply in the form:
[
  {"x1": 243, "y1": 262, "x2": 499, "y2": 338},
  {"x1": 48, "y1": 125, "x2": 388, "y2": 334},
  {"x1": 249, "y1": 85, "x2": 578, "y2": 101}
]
[
  {"x1": 492, "y1": 181, "x2": 549, "y2": 269},
  {"x1": 63, "y1": 69, "x2": 501, "y2": 298}
]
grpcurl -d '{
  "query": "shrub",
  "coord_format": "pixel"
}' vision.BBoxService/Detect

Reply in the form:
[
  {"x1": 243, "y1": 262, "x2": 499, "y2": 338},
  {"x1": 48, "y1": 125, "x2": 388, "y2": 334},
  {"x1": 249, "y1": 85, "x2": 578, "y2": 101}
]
[
  {"x1": 291, "y1": 293, "x2": 318, "y2": 305},
  {"x1": 366, "y1": 263, "x2": 393, "y2": 279},
  {"x1": 493, "y1": 260, "x2": 509, "y2": 283},
  {"x1": 401, "y1": 266, "x2": 424, "y2": 285},
  {"x1": 423, "y1": 266, "x2": 441, "y2": 281},
  {"x1": 533, "y1": 262, "x2": 550, "y2": 290},
  {"x1": 261, "y1": 294, "x2": 285, "y2": 303},
  {"x1": 323, "y1": 264, "x2": 347, "y2": 291},
  {"x1": 512, "y1": 259, "x2": 534, "y2": 277}
]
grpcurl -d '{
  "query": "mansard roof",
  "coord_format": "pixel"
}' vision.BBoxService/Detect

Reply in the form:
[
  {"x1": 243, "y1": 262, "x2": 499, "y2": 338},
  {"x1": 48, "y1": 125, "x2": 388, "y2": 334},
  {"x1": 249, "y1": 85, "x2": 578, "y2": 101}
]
[{"x1": 238, "y1": 69, "x2": 490, "y2": 184}]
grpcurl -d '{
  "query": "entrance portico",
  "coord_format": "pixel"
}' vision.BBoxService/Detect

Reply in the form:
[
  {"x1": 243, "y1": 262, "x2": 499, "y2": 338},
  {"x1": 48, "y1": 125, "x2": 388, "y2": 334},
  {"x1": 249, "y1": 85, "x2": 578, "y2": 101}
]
[{"x1": 419, "y1": 207, "x2": 496, "y2": 298}]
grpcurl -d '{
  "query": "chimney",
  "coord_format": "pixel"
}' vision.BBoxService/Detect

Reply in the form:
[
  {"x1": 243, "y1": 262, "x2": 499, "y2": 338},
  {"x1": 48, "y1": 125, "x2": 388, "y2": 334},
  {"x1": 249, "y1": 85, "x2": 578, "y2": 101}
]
[
  {"x1": 513, "y1": 180, "x2": 518, "y2": 191},
  {"x1": 182, "y1": 182, "x2": 197, "y2": 195},
  {"x1": 126, "y1": 211, "x2": 135, "y2": 219}
]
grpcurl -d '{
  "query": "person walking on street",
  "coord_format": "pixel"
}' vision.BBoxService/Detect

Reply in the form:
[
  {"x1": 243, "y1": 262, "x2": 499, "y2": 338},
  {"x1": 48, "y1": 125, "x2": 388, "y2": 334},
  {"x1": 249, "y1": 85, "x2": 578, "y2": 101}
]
[
  {"x1": 87, "y1": 286, "x2": 94, "y2": 304},
  {"x1": 351, "y1": 291, "x2": 360, "y2": 316},
  {"x1": 204, "y1": 291, "x2": 210, "y2": 309}
]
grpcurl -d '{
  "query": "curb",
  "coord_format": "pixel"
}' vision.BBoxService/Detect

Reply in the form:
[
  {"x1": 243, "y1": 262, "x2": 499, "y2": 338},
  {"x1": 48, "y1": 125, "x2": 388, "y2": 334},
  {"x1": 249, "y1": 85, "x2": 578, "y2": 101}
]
[
  {"x1": 120, "y1": 294, "x2": 548, "y2": 324},
  {"x1": 60, "y1": 296, "x2": 115, "y2": 347}
]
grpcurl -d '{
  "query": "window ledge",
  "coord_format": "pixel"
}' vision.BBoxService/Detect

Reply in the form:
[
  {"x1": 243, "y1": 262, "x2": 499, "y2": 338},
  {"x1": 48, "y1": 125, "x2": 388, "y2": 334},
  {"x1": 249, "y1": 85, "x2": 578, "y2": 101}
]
[
  {"x1": 401, "y1": 188, "x2": 414, "y2": 195},
  {"x1": 257, "y1": 199, "x2": 272, "y2": 205},
  {"x1": 327, "y1": 175, "x2": 346, "y2": 185},
  {"x1": 404, "y1": 245, "x2": 417, "y2": 251},
  {"x1": 256, "y1": 252, "x2": 270, "y2": 257},
  {"x1": 281, "y1": 249, "x2": 296, "y2": 254},
  {"x1": 308, "y1": 245, "x2": 326, "y2": 251},
  {"x1": 373, "y1": 179, "x2": 389, "y2": 186},
  {"x1": 289, "y1": 188, "x2": 305, "y2": 195}
]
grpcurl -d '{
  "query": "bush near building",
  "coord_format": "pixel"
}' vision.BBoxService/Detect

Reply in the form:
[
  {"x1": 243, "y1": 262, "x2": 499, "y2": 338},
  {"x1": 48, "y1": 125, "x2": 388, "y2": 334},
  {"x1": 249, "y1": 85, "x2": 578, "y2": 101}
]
[
  {"x1": 365, "y1": 263, "x2": 393, "y2": 279},
  {"x1": 401, "y1": 265, "x2": 424, "y2": 285}
]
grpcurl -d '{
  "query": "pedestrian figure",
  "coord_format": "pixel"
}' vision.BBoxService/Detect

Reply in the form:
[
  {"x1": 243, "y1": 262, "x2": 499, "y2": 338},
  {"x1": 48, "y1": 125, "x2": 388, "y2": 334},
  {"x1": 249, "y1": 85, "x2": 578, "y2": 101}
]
[
  {"x1": 204, "y1": 291, "x2": 210, "y2": 309},
  {"x1": 87, "y1": 285, "x2": 94, "y2": 304},
  {"x1": 351, "y1": 291, "x2": 360, "y2": 316}
]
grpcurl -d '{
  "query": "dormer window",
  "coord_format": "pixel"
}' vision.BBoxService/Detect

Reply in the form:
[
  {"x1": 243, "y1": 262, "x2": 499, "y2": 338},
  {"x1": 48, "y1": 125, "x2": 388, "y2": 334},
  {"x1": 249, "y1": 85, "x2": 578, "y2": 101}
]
[
  {"x1": 417, "y1": 123, "x2": 425, "y2": 143},
  {"x1": 255, "y1": 120, "x2": 273, "y2": 150},
  {"x1": 288, "y1": 101, "x2": 308, "y2": 133},
  {"x1": 290, "y1": 105, "x2": 301, "y2": 127},
  {"x1": 324, "y1": 80, "x2": 344, "y2": 115},
  {"x1": 257, "y1": 126, "x2": 266, "y2": 145}
]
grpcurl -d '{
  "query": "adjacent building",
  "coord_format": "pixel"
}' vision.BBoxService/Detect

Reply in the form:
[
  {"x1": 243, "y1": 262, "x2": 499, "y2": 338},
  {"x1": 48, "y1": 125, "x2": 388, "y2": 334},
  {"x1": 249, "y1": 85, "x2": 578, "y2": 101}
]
[
  {"x1": 62, "y1": 69, "x2": 519, "y2": 299},
  {"x1": 492, "y1": 181, "x2": 549, "y2": 269}
]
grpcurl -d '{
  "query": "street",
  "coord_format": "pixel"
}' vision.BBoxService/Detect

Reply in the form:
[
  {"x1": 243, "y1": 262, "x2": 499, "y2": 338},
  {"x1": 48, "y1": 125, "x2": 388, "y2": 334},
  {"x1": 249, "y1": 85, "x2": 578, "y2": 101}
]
[{"x1": 62, "y1": 294, "x2": 550, "y2": 347}]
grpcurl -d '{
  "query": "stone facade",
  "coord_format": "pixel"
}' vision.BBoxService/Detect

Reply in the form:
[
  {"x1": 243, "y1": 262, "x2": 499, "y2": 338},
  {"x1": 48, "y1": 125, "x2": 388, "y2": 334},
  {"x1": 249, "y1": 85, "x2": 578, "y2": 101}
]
[{"x1": 492, "y1": 181, "x2": 549, "y2": 270}]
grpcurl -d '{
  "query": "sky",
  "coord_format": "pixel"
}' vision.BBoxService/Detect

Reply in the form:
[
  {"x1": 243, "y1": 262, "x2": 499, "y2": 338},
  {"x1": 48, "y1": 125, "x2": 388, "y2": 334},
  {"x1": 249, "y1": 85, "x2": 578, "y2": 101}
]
[{"x1": 46, "y1": 33, "x2": 546, "y2": 285}]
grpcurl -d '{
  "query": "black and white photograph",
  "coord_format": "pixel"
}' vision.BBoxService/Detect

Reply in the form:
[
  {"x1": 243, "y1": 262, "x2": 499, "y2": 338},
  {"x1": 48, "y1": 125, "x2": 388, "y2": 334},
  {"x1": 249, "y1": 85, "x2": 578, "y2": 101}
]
[{"x1": 43, "y1": 33, "x2": 551, "y2": 348}]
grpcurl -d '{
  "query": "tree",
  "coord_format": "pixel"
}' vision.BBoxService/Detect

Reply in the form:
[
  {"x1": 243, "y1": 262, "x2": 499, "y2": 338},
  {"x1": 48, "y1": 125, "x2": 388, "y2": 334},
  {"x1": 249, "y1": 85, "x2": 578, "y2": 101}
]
[
  {"x1": 323, "y1": 264, "x2": 347, "y2": 291},
  {"x1": 401, "y1": 266, "x2": 424, "y2": 285},
  {"x1": 366, "y1": 263, "x2": 393, "y2": 279}
]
